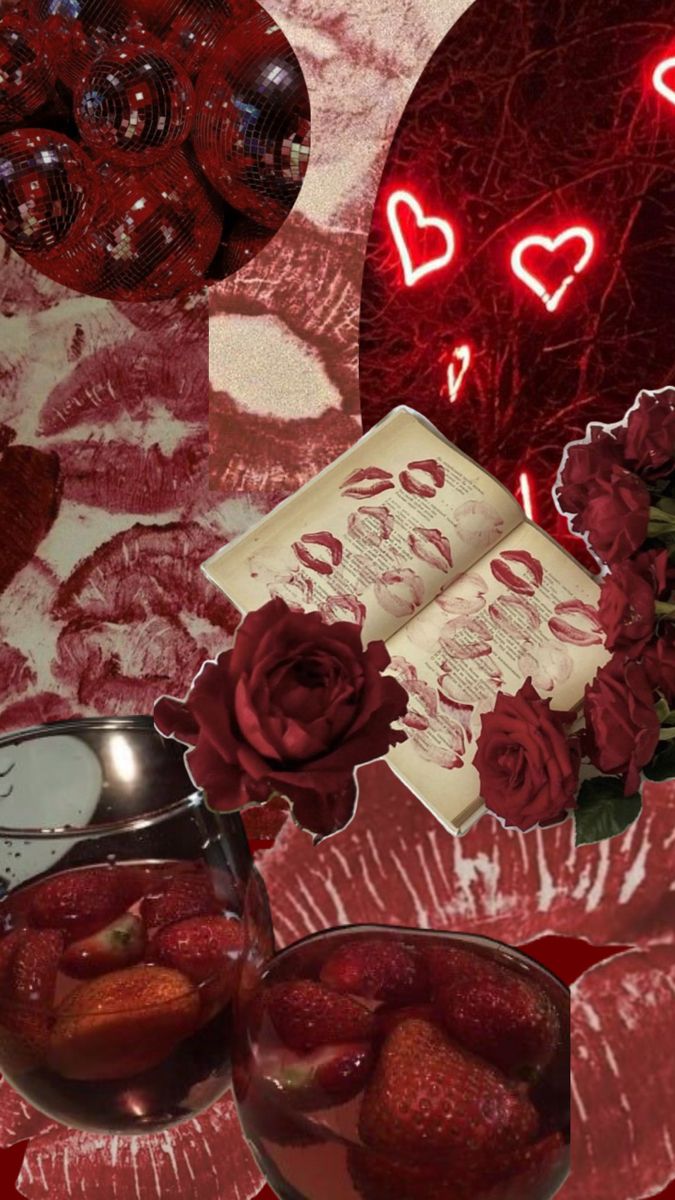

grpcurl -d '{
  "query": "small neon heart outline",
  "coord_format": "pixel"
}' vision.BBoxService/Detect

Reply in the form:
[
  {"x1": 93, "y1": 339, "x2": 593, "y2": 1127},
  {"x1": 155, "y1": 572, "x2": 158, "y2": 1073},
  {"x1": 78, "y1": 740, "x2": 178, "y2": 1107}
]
[
  {"x1": 447, "y1": 343, "x2": 472, "y2": 403},
  {"x1": 653, "y1": 56, "x2": 675, "y2": 107},
  {"x1": 511, "y1": 226, "x2": 595, "y2": 313},
  {"x1": 387, "y1": 190, "x2": 456, "y2": 287}
]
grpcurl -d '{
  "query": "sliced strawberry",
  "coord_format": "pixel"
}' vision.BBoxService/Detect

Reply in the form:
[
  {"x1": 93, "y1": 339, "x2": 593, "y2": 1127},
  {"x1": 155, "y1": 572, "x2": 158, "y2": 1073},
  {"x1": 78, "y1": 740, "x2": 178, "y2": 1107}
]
[
  {"x1": 60, "y1": 913, "x2": 145, "y2": 979},
  {"x1": 359, "y1": 1018, "x2": 538, "y2": 1164},
  {"x1": 267, "y1": 980, "x2": 375, "y2": 1052},
  {"x1": 140, "y1": 869, "x2": 220, "y2": 930},
  {"x1": 149, "y1": 915, "x2": 244, "y2": 1017},
  {"x1": 30, "y1": 867, "x2": 131, "y2": 939},
  {"x1": 320, "y1": 939, "x2": 428, "y2": 1004},
  {"x1": 434, "y1": 959, "x2": 561, "y2": 1076},
  {"x1": 48, "y1": 963, "x2": 201, "y2": 1080},
  {"x1": 258, "y1": 1041, "x2": 374, "y2": 1111}
]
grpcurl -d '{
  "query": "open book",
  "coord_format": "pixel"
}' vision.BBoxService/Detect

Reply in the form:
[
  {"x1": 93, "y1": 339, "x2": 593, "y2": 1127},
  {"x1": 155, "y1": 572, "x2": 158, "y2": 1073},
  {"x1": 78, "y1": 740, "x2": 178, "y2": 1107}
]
[{"x1": 204, "y1": 408, "x2": 609, "y2": 835}]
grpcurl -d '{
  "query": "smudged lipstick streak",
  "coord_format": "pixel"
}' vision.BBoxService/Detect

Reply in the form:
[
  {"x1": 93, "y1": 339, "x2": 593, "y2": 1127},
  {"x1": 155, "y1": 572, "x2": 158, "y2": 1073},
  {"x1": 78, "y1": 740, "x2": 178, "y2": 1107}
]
[
  {"x1": 440, "y1": 617, "x2": 493, "y2": 659},
  {"x1": 292, "y1": 532, "x2": 343, "y2": 575},
  {"x1": 374, "y1": 569, "x2": 425, "y2": 617},
  {"x1": 409, "y1": 459, "x2": 445, "y2": 487},
  {"x1": 408, "y1": 527, "x2": 453, "y2": 572},
  {"x1": 489, "y1": 594, "x2": 541, "y2": 637},
  {"x1": 548, "y1": 599, "x2": 604, "y2": 646},
  {"x1": 320, "y1": 595, "x2": 367, "y2": 627},
  {"x1": 399, "y1": 458, "x2": 445, "y2": 497},
  {"x1": 347, "y1": 505, "x2": 395, "y2": 543}
]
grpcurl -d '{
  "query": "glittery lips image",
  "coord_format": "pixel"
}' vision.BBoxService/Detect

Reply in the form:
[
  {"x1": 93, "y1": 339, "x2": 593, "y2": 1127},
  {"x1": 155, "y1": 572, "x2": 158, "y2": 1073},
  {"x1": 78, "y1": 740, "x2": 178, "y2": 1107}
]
[
  {"x1": 407, "y1": 526, "x2": 453, "y2": 573},
  {"x1": 347, "y1": 505, "x2": 394, "y2": 546},
  {"x1": 374, "y1": 568, "x2": 425, "y2": 617},
  {"x1": 549, "y1": 600, "x2": 604, "y2": 646},
  {"x1": 489, "y1": 594, "x2": 541, "y2": 638},
  {"x1": 490, "y1": 548, "x2": 543, "y2": 596},
  {"x1": 340, "y1": 466, "x2": 395, "y2": 499},
  {"x1": 292, "y1": 531, "x2": 344, "y2": 575},
  {"x1": 399, "y1": 458, "x2": 445, "y2": 498}
]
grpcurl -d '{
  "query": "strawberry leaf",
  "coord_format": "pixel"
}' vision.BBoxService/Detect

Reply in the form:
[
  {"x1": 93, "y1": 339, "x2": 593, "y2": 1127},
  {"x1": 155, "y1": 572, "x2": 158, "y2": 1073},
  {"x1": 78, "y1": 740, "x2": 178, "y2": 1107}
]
[
  {"x1": 574, "y1": 777, "x2": 641, "y2": 846},
  {"x1": 642, "y1": 739, "x2": 675, "y2": 782}
]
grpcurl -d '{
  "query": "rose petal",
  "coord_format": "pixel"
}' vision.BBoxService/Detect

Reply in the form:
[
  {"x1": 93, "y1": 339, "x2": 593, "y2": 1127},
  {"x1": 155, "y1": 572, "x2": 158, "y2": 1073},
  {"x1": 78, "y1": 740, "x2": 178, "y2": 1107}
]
[{"x1": 153, "y1": 695, "x2": 200, "y2": 745}]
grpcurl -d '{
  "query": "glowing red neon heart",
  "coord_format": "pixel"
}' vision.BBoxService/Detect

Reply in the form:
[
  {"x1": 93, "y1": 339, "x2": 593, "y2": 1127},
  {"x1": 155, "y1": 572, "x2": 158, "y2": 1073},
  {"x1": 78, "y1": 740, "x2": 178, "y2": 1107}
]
[
  {"x1": 511, "y1": 227, "x2": 595, "y2": 313},
  {"x1": 653, "y1": 56, "x2": 675, "y2": 107},
  {"x1": 387, "y1": 190, "x2": 456, "y2": 286},
  {"x1": 446, "y1": 343, "x2": 472, "y2": 403}
]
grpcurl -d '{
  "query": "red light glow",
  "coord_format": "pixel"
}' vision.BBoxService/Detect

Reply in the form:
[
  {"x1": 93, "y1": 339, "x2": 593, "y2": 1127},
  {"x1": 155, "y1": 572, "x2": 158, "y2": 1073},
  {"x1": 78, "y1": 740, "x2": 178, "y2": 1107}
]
[
  {"x1": 446, "y1": 343, "x2": 472, "y2": 403},
  {"x1": 386, "y1": 189, "x2": 456, "y2": 287},
  {"x1": 510, "y1": 226, "x2": 595, "y2": 313},
  {"x1": 518, "y1": 471, "x2": 536, "y2": 520},
  {"x1": 653, "y1": 56, "x2": 675, "y2": 107}
]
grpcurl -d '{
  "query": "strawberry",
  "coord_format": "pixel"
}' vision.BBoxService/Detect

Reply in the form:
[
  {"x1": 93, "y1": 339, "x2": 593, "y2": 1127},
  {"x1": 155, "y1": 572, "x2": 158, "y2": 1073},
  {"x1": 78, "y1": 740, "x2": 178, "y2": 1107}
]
[
  {"x1": 149, "y1": 915, "x2": 244, "y2": 1016},
  {"x1": 60, "y1": 913, "x2": 145, "y2": 979},
  {"x1": 0, "y1": 930, "x2": 23, "y2": 992},
  {"x1": 483, "y1": 1132, "x2": 568, "y2": 1198},
  {"x1": 30, "y1": 867, "x2": 131, "y2": 939},
  {"x1": 320, "y1": 939, "x2": 428, "y2": 1005},
  {"x1": 48, "y1": 963, "x2": 200, "y2": 1080},
  {"x1": 374, "y1": 1003, "x2": 436, "y2": 1040},
  {"x1": 140, "y1": 870, "x2": 220, "y2": 930},
  {"x1": 434, "y1": 958, "x2": 560, "y2": 1076},
  {"x1": 267, "y1": 980, "x2": 375, "y2": 1051},
  {"x1": 424, "y1": 943, "x2": 488, "y2": 988},
  {"x1": 0, "y1": 929, "x2": 64, "y2": 1066},
  {"x1": 359, "y1": 1018, "x2": 538, "y2": 1163},
  {"x1": 348, "y1": 1145, "x2": 472, "y2": 1200},
  {"x1": 258, "y1": 1041, "x2": 374, "y2": 1111}
]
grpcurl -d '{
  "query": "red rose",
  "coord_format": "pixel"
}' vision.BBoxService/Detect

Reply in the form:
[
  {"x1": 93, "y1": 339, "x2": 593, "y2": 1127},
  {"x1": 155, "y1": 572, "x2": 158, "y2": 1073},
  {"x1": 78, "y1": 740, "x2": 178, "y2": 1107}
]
[
  {"x1": 581, "y1": 466, "x2": 650, "y2": 565},
  {"x1": 597, "y1": 550, "x2": 669, "y2": 657},
  {"x1": 584, "y1": 655, "x2": 660, "y2": 794},
  {"x1": 154, "y1": 598, "x2": 409, "y2": 840},
  {"x1": 555, "y1": 428, "x2": 625, "y2": 531},
  {"x1": 625, "y1": 387, "x2": 675, "y2": 477},
  {"x1": 474, "y1": 679, "x2": 580, "y2": 832},
  {"x1": 644, "y1": 626, "x2": 675, "y2": 704}
]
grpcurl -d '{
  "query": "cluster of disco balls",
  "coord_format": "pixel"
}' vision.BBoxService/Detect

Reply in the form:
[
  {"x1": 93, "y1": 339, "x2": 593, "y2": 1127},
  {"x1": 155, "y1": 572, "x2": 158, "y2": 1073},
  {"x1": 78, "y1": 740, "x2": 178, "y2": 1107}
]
[{"x1": 0, "y1": 0, "x2": 311, "y2": 299}]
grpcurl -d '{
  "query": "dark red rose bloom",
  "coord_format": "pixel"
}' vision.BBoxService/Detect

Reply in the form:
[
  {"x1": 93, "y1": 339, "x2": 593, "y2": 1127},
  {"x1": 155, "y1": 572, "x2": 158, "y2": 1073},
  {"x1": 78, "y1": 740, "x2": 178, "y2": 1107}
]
[
  {"x1": 644, "y1": 625, "x2": 675, "y2": 705},
  {"x1": 624, "y1": 387, "x2": 675, "y2": 477},
  {"x1": 474, "y1": 678, "x2": 580, "y2": 832},
  {"x1": 597, "y1": 550, "x2": 669, "y2": 657},
  {"x1": 154, "y1": 598, "x2": 409, "y2": 841},
  {"x1": 555, "y1": 428, "x2": 625, "y2": 530},
  {"x1": 584, "y1": 655, "x2": 660, "y2": 795},
  {"x1": 581, "y1": 466, "x2": 650, "y2": 566}
]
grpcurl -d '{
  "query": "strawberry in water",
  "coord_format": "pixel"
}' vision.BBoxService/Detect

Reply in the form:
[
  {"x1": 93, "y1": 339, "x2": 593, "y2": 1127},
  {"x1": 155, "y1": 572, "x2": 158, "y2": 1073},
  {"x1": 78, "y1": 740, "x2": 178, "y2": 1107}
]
[
  {"x1": 258, "y1": 1041, "x2": 374, "y2": 1111},
  {"x1": 149, "y1": 914, "x2": 244, "y2": 1017},
  {"x1": 268, "y1": 980, "x2": 375, "y2": 1052},
  {"x1": 0, "y1": 929, "x2": 64, "y2": 1067},
  {"x1": 140, "y1": 870, "x2": 220, "y2": 930},
  {"x1": 359, "y1": 1018, "x2": 538, "y2": 1163},
  {"x1": 320, "y1": 939, "x2": 428, "y2": 1004},
  {"x1": 29, "y1": 867, "x2": 132, "y2": 940},
  {"x1": 61, "y1": 913, "x2": 145, "y2": 979},
  {"x1": 432, "y1": 950, "x2": 560, "y2": 1076},
  {"x1": 0, "y1": 929, "x2": 22, "y2": 990},
  {"x1": 48, "y1": 963, "x2": 201, "y2": 1080}
]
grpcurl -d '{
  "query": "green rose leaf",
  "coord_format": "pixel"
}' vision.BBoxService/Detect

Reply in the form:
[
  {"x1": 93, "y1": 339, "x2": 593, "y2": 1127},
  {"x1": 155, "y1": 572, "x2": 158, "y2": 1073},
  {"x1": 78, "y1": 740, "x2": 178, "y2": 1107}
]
[
  {"x1": 574, "y1": 777, "x2": 642, "y2": 846},
  {"x1": 642, "y1": 740, "x2": 675, "y2": 782}
]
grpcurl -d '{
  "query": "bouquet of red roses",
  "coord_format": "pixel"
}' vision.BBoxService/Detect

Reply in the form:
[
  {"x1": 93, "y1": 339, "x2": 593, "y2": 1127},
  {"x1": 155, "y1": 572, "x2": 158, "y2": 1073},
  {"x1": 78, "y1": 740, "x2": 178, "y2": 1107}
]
[{"x1": 475, "y1": 386, "x2": 675, "y2": 846}]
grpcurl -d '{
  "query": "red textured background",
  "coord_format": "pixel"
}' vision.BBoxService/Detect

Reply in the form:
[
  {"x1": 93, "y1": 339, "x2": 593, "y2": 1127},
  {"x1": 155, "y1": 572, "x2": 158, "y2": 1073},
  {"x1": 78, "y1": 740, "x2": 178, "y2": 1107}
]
[{"x1": 2, "y1": 936, "x2": 674, "y2": 1200}]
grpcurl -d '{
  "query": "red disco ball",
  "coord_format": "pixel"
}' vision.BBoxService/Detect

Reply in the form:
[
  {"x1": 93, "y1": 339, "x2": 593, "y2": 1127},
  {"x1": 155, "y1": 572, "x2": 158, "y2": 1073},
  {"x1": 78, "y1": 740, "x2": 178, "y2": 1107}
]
[
  {"x1": 75, "y1": 43, "x2": 195, "y2": 164},
  {"x1": 193, "y1": 9, "x2": 310, "y2": 228},
  {"x1": 0, "y1": 14, "x2": 55, "y2": 128},
  {"x1": 162, "y1": 3, "x2": 236, "y2": 78},
  {"x1": 123, "y1": 0, "x2": 233, "y2": 39},
  {"x1": 216, "y1": 214, "x2": 272, "y2": 274},
  {"x1": 30, "y1": 148, "x2": 223, "y2": 299},
  {"x1": 30, "y1": 0, "x2": 125, "y2": 36},
  {"x1": 0, "y1": 126, "x2": 97, "y2": 253}
]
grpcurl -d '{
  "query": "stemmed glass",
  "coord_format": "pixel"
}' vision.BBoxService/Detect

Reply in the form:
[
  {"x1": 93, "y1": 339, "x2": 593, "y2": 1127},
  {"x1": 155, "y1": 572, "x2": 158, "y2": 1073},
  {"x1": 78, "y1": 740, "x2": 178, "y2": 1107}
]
[{"x1": 0, "y1": 716, "x2": 273, "y2": 1134}]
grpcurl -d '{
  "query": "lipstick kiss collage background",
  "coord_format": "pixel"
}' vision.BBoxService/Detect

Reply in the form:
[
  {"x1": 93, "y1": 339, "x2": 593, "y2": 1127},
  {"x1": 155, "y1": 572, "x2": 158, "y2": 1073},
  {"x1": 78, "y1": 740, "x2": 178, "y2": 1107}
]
[{"x1": 2, "y1": 0, "x2": 675, "y2": 1199}]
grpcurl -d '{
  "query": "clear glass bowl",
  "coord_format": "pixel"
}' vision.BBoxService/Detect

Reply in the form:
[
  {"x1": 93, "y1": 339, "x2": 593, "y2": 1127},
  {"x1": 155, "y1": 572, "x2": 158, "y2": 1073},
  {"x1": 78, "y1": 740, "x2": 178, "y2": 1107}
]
[
  {"x1": 0, "y1": 716, "x2": 273, "y2": 1134},
  {"x1": 233, "y1": 925, "x2": 570, "y2": 1200}
]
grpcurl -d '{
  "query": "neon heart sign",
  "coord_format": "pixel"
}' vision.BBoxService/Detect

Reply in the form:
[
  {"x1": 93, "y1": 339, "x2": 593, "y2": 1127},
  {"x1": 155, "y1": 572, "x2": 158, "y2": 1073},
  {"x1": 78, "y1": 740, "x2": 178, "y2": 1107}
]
[
  {"x1": 653, "y1": 56, "x2": 675, "y2": 107},
  {"x1": 387, "y1": 190, "x2": 456, "y2": 286},
  {"x1": 510, "y1": 226, "x2": 595, "y2": 313},
  {"x1": 446, "y1": 343, "x2": 472, "y2": 403}
]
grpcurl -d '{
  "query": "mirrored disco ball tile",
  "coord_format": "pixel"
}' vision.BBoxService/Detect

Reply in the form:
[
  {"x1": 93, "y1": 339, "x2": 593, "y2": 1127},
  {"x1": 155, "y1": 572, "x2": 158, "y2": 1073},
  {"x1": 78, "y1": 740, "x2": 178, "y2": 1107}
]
[
  {"x1": 0, "y1": 13, "x2": 55, "y2": 129},
  {"x1": 0, "y1": 127, "x2": 97, "y2": 253},
  {"x1": 75, "y1": 45, "x2": 195, "y2": 165}
]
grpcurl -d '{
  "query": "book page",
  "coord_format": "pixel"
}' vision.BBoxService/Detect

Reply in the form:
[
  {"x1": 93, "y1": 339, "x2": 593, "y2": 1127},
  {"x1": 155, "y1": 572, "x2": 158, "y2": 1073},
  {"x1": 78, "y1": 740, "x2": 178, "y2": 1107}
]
[
  {"x1": 385, "y1": 523, "x2": 610, "y2": 833},
  {"x1": 203, "y1": 408, "x2": 524, "y2": 644}
]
